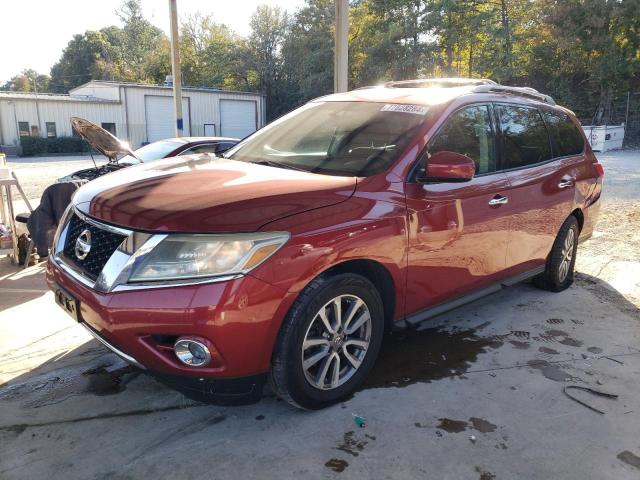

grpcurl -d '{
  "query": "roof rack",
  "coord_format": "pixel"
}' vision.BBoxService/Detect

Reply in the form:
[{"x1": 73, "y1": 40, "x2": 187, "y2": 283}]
[
  {"x1": 471, "y1": 84, "x2": 556, "y2": 105},
  {"x1": 384, "y1": 78, "x2": 497, "y2": 89}
]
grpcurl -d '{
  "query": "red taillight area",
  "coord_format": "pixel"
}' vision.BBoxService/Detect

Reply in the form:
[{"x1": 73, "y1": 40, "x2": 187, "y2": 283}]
[{"x1": 595, "y1": 163, "x2": 605, "y2": 178}]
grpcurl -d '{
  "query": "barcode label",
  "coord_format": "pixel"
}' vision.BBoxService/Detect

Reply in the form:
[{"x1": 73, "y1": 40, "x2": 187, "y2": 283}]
[{"x1": 380, "y1": 104, "x2": 429, "y2": 115}]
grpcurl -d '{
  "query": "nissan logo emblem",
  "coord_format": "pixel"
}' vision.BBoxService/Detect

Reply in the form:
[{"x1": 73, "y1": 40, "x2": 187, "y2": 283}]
[{"x1": 75, "y1": 229, "x2": 92, "y2": 260}]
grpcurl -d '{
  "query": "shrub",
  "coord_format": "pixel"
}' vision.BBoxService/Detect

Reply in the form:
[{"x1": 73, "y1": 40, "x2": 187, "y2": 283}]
[{"x1": 20, "y1": 136, "x2": 89, "y2": 156}]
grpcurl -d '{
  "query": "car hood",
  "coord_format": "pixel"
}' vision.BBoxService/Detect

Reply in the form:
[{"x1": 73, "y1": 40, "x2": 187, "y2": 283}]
[
  {"x1": 70, "y1": 117, "x2": 137, "y2": 160},
  {"x1": 73, "y1": 155, "x2": 357, "y2": 232}
]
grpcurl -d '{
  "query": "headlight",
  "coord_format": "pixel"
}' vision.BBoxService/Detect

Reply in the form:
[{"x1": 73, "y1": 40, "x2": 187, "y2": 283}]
[{"x1": 127, "y1": 232, "x2": 289, "y2": 283}]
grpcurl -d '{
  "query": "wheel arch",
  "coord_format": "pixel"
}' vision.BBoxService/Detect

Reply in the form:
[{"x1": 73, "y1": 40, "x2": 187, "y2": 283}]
[
  {"x1": 571, "y1": 208, "x2": 584, "y2": 232},
  {"x1": 317, "y1": 259, "x2": 397, "y2": 332}
]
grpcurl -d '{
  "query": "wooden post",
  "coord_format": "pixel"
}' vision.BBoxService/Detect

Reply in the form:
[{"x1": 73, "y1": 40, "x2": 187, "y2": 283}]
[
  {"x1": 334, "y1": 0, "x2": 349, "y2": 93},
  {"x1": 169, "y1": 0, "x2": 184, "y2": 137}
]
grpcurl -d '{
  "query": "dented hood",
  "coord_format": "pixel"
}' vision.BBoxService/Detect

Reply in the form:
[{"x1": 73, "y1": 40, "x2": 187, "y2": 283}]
[{"x1": 73, "y1": 155, "x2": 356, "y2": 232}]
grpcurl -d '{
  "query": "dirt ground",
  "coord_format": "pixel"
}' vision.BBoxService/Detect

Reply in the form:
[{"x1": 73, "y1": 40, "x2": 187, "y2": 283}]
[{"x1": 0, "y1": 150, "x2": 639, "y2": 479}]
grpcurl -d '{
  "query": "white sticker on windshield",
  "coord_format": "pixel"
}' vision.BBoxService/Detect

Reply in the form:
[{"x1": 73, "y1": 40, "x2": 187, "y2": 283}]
[{"x1": 380, "y1": 104, "x2": 429, "y2": 115}]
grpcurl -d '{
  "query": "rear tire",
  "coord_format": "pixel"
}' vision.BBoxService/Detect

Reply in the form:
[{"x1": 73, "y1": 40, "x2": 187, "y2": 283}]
[
  {"x1": 534, "y1": 215, "x2": 579, "y2": 292},
  {"x1": 270, "y1": 273, "x2": 384, "y2": 410}
]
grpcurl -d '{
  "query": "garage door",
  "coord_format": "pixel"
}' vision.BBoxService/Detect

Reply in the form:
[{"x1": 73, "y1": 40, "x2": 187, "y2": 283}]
[
  {"x1": 220, "y1": 99, "x2": 257, "y2": 138},
  {"x1": 145, "y1": 96, "x2": 190, "y2": 142}
]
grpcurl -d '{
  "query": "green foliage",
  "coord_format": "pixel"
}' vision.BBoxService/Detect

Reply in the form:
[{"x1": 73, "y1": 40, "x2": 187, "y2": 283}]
[
  {"x1": 49, "y1": 0, "x2": 169, "y2": 92},
  {"x1": 19, "y1": 136, "x2": 89, "y2": 156},
  {"x1": 6, "y1": 0, "x2": 639, "y2": 126},
  {"x1": 179, "y1": 14, "x2": 246, "y2": 89},
  {"x1": 1, "y1": 69, "x2": 50, "y2": 92},
  {"x1": 280, "y1": 0, "x2": 335, "y2": 112}
]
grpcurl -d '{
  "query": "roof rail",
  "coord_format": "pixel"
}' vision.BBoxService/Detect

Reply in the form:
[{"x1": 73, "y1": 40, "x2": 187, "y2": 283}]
[
  {"x1": 472, "y1": 84, "x2": 556, "y2": 105},
  {"x1": 384, "y1": 78, "x2": 497, "y2": 89}
]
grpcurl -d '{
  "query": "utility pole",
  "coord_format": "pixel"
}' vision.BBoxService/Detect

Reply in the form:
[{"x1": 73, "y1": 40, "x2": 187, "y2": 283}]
[
  {"x1": 32, "y1": 75, "x2": 42, "y2": 137},
  {"x1": 168, "y1": 0, "x2": 184, "y2": 137},
  {"x1": 334, "y1": 0, "x2": 348, "y2": 93},
  {"x1": 624, "y1": 91, "x2": 631, "y2": 148}
]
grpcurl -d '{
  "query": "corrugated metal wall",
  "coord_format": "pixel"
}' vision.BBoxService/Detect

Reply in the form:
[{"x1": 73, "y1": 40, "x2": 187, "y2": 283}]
[
  {"x1": 123, "y1": 86, "x2": 265, "y2": 147},
  {"x1": 0, "y1": 84, "x2": 265, "y2": 150},
  {"x1": 0, "y1": 98, "x2": 122, "y2": 145}
]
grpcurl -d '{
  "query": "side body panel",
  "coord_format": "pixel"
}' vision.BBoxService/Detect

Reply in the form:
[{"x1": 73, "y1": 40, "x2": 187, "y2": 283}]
[
  {"x1": 251, "y1": 172, "x2": 412, "y2": 323},
  {"x1": 499, "y1": 108, "x2": 602, "y2": 275},
  {"x1": 404, "y1": 173, "x2": 511, "y2": 315},
  {"x1": 501, "y1": 157, "x2": 577, "y2": 274}
]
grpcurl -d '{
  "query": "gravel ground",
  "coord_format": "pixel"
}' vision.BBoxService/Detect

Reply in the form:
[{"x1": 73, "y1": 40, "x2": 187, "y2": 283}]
[
  {"x1": 576, "y1": 149, "x2": 640, "y2": 308},
  {"x1": 8, "y1": 155, "x2": 108, "y2": 204}
]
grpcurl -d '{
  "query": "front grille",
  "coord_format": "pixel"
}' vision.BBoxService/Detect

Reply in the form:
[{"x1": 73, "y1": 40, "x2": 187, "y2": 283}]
[{"x1": 62, "y1": 213, "x2": 127, "y2": 280}]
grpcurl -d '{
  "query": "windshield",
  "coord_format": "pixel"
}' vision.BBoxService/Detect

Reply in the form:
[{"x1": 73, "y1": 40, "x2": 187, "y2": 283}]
[
  {"x1": 224, "y1": 101, "x2": 428, "y2": 176},
  {"x1": 120, "y1": 139, "x2": 185, "y2": 164}
]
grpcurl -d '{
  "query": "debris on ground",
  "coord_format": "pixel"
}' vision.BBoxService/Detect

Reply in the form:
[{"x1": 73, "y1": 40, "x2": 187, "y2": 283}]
[
  {"x1": 604, "y1": 356, "x2": 624, "y2": 365},
  {"x1": 352, "y1": 414, "x2": 366, "y2": 428},
  {"x1": 563, "y1": 386, "x2": 618, "y2": 414}
]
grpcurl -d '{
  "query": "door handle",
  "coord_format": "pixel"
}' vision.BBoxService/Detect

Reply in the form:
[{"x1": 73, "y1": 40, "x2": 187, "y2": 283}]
[
  {"x1": 488, "y1": 195, "x2": 508, "y2": 206},
  {"x1": 558, "y1": 180, "x2": 574, "y2": 189}
]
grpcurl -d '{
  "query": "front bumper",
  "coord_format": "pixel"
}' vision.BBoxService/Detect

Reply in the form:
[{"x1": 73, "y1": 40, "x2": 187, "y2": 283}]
[
  {"x1": 79, "y1": 319, "x2": 267, "y2": 404},
  {"x1": 150, "y1": 370, "x2": 268, "y2": 405},
  {"x1": 80, "y1": 321, "x2": 145, "y2": 370},
  {"x1": 47, "y1": 255, "x2": 295, "y2": 401}
]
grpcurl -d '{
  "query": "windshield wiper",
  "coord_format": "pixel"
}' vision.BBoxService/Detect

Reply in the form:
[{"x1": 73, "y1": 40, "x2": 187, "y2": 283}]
[{"x1": 252, "y1": 159, "x2": 309, "y2": 172}]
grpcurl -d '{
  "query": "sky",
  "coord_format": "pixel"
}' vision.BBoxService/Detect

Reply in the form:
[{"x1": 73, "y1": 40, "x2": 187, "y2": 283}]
[{"x1": 0, "y1": 0, "x2": 306, "y2": 85}]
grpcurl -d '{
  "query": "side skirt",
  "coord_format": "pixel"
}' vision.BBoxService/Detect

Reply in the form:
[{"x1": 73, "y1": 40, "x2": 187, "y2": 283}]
[{"x1": 395, "y1": 266, "x2": 545, "y2": 330}]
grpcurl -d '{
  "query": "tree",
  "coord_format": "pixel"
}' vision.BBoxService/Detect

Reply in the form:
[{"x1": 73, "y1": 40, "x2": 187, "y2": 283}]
[
  {"x1": 526, "y1": 0, "x2": 640, "y2": 123},
  {"x1": 116, "y1": 0, "x2": 166, "y2": 81},
  {"x1": 1, "y1": 69, "x2": 50, "y2": 92},
  {"x1": 179, "y1": 14, "x2": 244, "y2": 89},
  {"x1": 246, "y1": 5, "x2": 288, "y2": 119},
  {"x1": 280, "y1": 0, "x2": 335, "y2": 110},
  {"x1": 49, "y1": 30, "x2": 122, "y2": 92}
]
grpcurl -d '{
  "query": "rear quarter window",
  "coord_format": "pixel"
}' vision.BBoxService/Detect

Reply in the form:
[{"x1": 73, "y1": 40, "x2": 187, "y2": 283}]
[
  {"x1": 498, "y1": 104, "x2": 552, "y2": 169},
  {"x1": 543, "y1": 111, "x2": 585, "y2": 157}
]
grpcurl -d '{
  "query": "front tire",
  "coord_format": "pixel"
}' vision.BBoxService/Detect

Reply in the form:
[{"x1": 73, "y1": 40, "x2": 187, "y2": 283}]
[
  {"x1": 534, "y1": 215, "x2": 579, "y2": 292},
  {"x1": 271, "y1": 273, "x2": 384, "y2": 410}
]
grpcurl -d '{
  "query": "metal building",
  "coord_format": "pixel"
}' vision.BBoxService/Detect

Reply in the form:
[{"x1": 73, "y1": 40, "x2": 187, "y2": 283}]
[{"x1": 0, "y1": 81, "x2": 266, "y2": 154}]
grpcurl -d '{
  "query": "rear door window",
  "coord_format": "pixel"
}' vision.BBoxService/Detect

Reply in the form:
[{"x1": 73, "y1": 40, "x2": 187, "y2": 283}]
[
  {"x1": 180, "y1": 144, "x2": 219, "y2": 155},
  {"x1": 543, "y1": 111, "x2": 585, "y2": 157},
  {"x1": 497, "y1": 105, "x2": 552, "y2": 169},
  {"x1": 429, "y1": 105, "x2": 496, "y2": 174},
  {"x1": 216, "y1": 142, "x2": 236, "y2": 153}
]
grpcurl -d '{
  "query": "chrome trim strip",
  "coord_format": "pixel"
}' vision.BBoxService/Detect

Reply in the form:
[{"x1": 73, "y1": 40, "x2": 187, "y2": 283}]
[
  {"x1": 110, "y1": 273, "x2": 243, "y2": 291},
  {"x1": 80, "y1": 322, "x2": 146, "y2": 370},
  {"x1": 73, "y1": 207, "x2": 133, "y2": 236},
  {"x1": 52, "y1": 255, "x2": 96, "y2": 289},
  {"x1": 101, "y1": 234, "x2": 167, "y2": 292}
]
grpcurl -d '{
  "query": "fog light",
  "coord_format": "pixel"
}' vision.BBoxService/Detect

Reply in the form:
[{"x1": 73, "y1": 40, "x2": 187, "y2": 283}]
[{"x1": 174, "y1": 338, "x2": 211, "y2": 367}]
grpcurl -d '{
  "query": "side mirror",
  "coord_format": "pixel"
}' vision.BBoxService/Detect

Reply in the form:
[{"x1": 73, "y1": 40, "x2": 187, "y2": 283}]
[{"x1": 417, "y1": 150, "x2": 476, "y2": 183}]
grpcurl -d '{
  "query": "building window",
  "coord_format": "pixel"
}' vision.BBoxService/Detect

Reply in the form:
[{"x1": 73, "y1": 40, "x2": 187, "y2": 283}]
[
  {"x1": 101, "y1": 123, "x2": 116, "y2": 136},
  {"x1": 46, "y1": 122, "x2": 57, "y2": 138},
  {"x1": 18, "y1": 122, "x2": 30, "y2": 137}
]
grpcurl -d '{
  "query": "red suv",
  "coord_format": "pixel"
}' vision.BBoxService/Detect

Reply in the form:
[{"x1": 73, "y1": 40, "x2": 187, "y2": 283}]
[{"x1": 47, "y1": 79, "x2": 603, "y2": 409}]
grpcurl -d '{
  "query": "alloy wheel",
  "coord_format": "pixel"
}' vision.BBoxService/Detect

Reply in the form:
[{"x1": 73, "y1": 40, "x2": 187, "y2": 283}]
[
  {"x1": 558, "y1": 228, "x2": 575, "y2": 282},
  {"x1": 301, "y1": 294, "x2": 372, "y2": 391}
]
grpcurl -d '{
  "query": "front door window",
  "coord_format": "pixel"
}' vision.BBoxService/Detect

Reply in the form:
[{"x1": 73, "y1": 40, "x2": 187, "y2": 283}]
[{"x1": 429, "y1": 105, "x2": 496, "y2": 174}]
